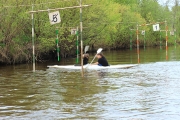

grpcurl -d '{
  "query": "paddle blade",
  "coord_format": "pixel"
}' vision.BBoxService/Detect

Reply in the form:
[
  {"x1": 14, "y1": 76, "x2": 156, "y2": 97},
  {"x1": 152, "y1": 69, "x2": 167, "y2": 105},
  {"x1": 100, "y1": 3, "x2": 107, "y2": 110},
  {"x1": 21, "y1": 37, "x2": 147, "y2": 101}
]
[
  {"x1": 84, "y1": 46, "x2": 89, "y2": 53},
  {"x1": 97, "y1": 48, "x2": 103, "y2": 54}
]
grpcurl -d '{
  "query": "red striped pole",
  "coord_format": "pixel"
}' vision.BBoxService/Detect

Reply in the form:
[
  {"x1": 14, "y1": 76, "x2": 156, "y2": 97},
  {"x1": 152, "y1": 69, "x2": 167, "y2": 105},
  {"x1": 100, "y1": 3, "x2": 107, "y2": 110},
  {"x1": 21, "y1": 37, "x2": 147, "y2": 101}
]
[{"x1": 165, "y1": 21, "x2": 168, "y2": 60}]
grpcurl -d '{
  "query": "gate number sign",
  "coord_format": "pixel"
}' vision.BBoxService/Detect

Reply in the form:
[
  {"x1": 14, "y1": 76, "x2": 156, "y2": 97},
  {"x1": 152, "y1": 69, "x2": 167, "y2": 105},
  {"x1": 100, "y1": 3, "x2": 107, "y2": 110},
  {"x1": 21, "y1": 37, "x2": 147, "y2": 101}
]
[
  {"x1": 153, "y1": 24, "x2": 160, "y2": 31},
  {"x1": 49, "y1": 11, "x2": 61, "y2": 25},
  {"x1": 71, "y1": 29, "x2": 77, "y2": 35}
]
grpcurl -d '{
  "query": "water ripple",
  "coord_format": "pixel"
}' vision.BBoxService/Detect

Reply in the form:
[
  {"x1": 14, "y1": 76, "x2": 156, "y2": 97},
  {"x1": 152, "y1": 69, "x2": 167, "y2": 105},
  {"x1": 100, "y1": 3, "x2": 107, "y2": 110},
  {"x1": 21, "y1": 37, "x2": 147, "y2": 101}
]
[{"x1": 0, "y1": 62, "x2": 180, "y2": 119}]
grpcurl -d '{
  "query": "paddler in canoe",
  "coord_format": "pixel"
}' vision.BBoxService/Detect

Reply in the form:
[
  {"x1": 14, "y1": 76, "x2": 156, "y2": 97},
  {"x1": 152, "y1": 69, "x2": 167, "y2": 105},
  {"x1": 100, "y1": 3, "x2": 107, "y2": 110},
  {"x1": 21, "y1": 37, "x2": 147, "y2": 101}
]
[
  {"x1": 92, "y1": 53, "x2": 109, "y2": 66},
  {"x1": 74, "y1": 53, "x2": 89, "y2": 66},
  {"x1": 83, "y1": 53, "x2": 89, "y2": 65}
]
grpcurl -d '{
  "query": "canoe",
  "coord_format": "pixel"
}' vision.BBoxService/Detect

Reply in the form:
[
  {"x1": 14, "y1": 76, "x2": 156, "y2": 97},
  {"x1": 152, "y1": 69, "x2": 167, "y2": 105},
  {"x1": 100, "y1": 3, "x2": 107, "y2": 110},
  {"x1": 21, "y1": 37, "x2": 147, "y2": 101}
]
[{"x1": 47, "y1": 64, "x2": 137, "y2": 70}]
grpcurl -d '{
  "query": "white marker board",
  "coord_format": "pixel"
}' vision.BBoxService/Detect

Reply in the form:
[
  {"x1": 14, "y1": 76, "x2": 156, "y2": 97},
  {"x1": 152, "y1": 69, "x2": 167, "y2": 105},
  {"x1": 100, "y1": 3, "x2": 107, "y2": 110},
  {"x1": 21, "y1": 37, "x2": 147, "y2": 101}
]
[
  {"x1": 71, "y1": 29, "x2": 77, "y2": 35},
  {"x1": 153, "y1": 24, "x2": 160, "y2": 31},
  {"x1": 49, "y1": 11, "x2": 61, "y2": 25},
  {"x1": 141, "y1": 30, "x2": 145, "y2": 35}
]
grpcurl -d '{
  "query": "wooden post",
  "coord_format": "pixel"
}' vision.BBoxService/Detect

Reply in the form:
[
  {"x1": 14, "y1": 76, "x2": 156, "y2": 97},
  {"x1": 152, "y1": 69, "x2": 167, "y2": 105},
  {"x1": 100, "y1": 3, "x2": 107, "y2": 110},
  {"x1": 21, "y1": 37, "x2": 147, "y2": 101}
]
[
  {"x1": 31, "y1": 5, "x2": 35, "y2": 72},
  {"x1": 80, "y1": 0, "x2": 84, "y2": 77}
]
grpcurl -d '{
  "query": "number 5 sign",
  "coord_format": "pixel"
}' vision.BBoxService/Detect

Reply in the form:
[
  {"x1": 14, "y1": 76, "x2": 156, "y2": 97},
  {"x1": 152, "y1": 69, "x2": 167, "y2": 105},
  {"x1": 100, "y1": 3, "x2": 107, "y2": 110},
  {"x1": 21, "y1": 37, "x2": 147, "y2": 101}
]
[
  {"x1": 49, "y1": 11, "x2": 61, "y2": 25},
  {"x1": 153, "y1": 24, "x2": 160, "y2": 31}
]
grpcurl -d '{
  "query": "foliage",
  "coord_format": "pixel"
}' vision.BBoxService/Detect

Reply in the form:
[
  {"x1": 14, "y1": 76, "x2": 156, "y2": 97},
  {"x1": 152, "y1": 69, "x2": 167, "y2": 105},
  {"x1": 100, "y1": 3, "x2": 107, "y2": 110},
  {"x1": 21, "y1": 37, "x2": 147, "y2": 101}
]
[{"x1": 0, "y1": 0, "x2": 179, "y2": 64}]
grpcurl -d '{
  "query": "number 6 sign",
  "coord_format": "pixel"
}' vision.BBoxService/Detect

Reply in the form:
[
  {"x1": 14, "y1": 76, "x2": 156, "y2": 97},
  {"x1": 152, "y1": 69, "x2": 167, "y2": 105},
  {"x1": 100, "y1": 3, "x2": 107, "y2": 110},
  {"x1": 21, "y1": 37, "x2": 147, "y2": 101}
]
[
  {"x1": 153, "y1": 24, "x2": 160, "y2": 31},
  {"x1": 49, "y1": 11, "x2": 61, "y2": 25}
]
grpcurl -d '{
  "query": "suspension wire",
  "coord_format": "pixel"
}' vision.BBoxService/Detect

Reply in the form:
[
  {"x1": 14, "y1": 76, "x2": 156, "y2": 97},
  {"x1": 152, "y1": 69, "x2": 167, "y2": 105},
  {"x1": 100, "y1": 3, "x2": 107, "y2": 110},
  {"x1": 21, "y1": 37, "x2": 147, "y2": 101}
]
[{"x1": 0, "y1": 0, "x2": 71, "y2": 9}]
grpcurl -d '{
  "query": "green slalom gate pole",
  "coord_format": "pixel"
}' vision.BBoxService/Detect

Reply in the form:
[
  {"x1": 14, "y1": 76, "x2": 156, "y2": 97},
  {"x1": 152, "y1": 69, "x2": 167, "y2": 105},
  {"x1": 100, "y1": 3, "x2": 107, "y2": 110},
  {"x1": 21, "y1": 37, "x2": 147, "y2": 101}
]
[
  {"x1": 160, "y1": 30, "x2": 162, "y2": 50},
  {"x1": 175, "y1": 30, "x2": 177, "y2": 49},
  {"x1": 76, "y1": 26, "x2": 79, "y2": 64},
  {"x1": 144, "y1": 31, "x2": 146, "y2": 50},
  {"x1": 55, "y1": 29, "x2": 60, "y2": 61}
]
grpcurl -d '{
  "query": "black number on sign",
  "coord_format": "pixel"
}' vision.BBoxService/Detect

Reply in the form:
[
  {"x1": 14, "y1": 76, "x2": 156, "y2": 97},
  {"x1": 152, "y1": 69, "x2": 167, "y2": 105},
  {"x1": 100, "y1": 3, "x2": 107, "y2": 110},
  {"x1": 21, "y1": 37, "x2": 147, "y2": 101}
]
[{"x1": 52, "y1": 14, "x2": 58, "y2": 22}]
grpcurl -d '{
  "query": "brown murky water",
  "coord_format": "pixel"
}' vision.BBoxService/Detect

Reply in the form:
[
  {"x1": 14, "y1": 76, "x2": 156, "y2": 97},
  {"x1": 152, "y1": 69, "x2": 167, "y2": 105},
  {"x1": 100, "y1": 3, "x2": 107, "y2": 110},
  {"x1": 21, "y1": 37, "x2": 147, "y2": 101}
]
[{"x1": 0, "y1": 46, "x2": 180, "y2": 120}]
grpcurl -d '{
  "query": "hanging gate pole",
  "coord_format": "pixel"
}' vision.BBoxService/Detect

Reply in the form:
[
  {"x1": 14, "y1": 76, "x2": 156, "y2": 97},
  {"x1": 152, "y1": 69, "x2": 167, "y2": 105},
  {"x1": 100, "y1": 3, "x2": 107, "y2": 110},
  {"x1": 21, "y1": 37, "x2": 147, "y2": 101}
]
[
  {"x1": 76, "y1": 26, "x2": 79, "y2": 64},
  {"x1": 165, "y1": 21, "x2": 168, "y2": 60},
  {"x1": 56, "y1": 28, "x2": 60, "y2": 61},
  {"x1": 136, "y1": 24, "x2": 140, "y2": 64},
  {"x1": 130, "y1": 29, "x2": 132, "y2": 50},
  {"x1": 80, "y1": 0, "x2": 84, "y2": 77},
  {"x1": 31, "y1": 5, "x2": 35, "y2": 72}
]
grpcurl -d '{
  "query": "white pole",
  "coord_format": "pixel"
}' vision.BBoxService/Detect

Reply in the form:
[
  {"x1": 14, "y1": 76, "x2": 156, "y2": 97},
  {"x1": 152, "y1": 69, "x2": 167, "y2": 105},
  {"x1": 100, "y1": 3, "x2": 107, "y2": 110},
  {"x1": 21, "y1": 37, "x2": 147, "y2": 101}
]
[
  {"x1": 32, "y1": 5, "x2": 35, "y2": 72},
  {"x1": 80, "y1": 0, "x2": 84, "y2": 77}
]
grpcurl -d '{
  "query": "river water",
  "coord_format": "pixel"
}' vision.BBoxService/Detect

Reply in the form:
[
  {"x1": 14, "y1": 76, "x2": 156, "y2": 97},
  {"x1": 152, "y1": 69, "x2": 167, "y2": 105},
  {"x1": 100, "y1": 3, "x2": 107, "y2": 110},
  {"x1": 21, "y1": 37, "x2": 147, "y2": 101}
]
[{"x1": 0, "y1": 46, "x2": 180, "y2": 120}]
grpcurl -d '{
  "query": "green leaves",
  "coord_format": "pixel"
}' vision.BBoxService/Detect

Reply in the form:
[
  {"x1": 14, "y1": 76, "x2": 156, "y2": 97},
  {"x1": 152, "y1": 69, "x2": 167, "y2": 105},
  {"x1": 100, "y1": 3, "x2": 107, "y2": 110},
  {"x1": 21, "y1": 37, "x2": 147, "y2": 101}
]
[{"x1": 0, "y1": 0, "x2": 177, "y2": 64}]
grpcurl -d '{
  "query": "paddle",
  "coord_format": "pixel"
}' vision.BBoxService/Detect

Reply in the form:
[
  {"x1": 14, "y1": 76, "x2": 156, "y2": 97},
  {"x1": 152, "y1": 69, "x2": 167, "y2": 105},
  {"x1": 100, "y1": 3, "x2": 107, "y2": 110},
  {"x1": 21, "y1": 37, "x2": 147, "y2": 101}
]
[
  {"x1": 84, "y1": 46, "x2": 89, "y2": 53},
  {"x1": 85, "y1": 48, "x2": 103, "y2": 68}
]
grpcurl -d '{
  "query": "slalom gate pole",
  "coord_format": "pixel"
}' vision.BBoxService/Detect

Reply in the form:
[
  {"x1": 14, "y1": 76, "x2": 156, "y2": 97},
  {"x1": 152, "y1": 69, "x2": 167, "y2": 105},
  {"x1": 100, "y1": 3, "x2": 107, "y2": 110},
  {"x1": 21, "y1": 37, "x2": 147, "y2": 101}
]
[
  {"x1": 136, "y1": 24, "x2": 140, "y2": 64},
  {"x1": 160, "y1": 30, "x2": 162, "y2": 50},
  {"x1": 165, "y1": 21, "x2": 168, "y2": 60},
  {"x1": 56, "y1": 28, "x2": 60, "y2": 61},
  {"x1": 80, "y1": 0, "x2": 84, "y2": 77},
  {"x1": 32, "y1": 5, "x2": 35, "y2": 72},
  {"x1": 175, "y1": 30, "x2": 177, "y2": 49},
  {"x1": 76, "y1": 26, "x2": 79, "y2": 64},
  {"x1": 130, "y1": 30, "x2": 132, "y2": 50}
]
